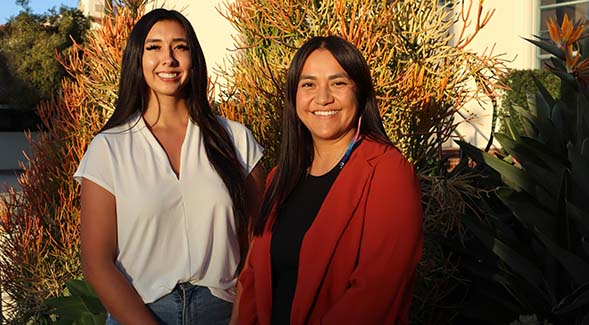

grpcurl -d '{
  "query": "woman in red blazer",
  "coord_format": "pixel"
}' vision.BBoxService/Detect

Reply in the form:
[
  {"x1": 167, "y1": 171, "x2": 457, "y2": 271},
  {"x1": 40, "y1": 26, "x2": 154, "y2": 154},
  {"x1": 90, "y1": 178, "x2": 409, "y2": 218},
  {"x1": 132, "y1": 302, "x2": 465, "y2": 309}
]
[{"x1": 235, "y1": 36, "x2": 423, "y2": 325}]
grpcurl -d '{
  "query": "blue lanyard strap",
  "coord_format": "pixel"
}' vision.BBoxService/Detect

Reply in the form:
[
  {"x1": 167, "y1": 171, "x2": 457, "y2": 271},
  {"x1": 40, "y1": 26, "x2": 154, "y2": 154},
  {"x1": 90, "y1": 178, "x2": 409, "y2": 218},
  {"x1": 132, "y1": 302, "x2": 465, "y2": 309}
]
[{"x1": 338, "y1": 119, "x2": 362, "y2": 169}]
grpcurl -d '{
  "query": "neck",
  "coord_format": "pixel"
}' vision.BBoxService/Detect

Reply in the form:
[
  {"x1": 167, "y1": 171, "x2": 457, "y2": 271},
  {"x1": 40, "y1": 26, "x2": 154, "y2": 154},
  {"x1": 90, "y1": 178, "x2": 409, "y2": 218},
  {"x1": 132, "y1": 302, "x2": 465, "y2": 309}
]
[
  {"x1": 309, "y1": 129, "x2": 357, "y2": 176},
  {"x1": 143, "y1": 96, "x2": 190, "y2": 129}
]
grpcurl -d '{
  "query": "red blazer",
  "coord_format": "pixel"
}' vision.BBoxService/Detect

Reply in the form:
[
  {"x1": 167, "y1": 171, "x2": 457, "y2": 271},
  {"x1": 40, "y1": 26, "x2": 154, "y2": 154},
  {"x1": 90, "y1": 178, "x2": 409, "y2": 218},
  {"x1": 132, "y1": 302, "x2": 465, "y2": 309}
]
[{"x1": 238, "y1": 139, "x2": 423, "y2": 325}]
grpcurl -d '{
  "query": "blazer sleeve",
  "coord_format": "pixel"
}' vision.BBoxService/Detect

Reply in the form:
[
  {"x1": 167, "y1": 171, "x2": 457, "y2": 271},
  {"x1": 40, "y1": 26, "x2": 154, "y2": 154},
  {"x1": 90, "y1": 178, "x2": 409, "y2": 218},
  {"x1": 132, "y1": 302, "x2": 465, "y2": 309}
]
[
  {"x1": 238, "y1": 238, "x2": 259, "y2": 325},
  {"x1": 238, "y1": 167, "x2": 277, "y2": 325},
  {"x1": 317, "y1": 151, "x2": 423, "y2": 325}
]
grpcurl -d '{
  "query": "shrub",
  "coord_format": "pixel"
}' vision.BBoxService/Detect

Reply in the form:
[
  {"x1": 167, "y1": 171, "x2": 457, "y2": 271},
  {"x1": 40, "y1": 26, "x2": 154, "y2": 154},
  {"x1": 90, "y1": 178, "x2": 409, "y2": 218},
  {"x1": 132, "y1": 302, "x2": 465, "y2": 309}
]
[
  {"x1": 498, "y1": 69, "x2": 560, "y2": 135},
  {"x1": 214, "y1": 0, "x2": 509, "y2": 322},
  {"x1": 457, "y1": 14, "x2": 589, "y2": 324},
  {"x1": 216, "y1": 0, "x2": 509, "y2": 168},
  {"x1": 0, "y1": 2, "x2": 143, "y2": 323}
]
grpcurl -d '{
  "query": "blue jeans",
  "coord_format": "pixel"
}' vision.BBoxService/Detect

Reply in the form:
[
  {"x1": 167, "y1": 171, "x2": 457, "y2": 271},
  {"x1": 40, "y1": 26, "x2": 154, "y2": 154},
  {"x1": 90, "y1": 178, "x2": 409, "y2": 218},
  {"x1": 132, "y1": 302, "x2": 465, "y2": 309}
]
[{"x1": 105, "y1": 283, "x2": 233, "y2": 325}]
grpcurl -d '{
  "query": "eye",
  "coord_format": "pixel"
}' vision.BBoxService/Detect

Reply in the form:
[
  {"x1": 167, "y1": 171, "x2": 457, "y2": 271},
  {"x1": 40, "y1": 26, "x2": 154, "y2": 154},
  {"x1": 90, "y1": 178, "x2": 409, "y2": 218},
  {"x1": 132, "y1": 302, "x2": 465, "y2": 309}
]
[
  {"x1": 332, "y1": 79, "x2": 348, "y2": 86},
  {"x1": 145, "y1": 44, "x2": 160, "y2": 51},
  {"x1": 299, "y1": 81, "x2": 314, "y2": 88},
  {"x1": 175, "y1": 44, "x2": 190, "y2": 51}
]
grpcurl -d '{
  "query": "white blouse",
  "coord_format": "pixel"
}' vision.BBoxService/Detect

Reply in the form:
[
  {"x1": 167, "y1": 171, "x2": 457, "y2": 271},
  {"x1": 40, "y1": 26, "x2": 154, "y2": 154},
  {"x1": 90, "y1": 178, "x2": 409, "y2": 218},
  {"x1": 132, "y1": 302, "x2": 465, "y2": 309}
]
[{"x1": 74, "y1": 113, "x2": 263, "y2": 303}]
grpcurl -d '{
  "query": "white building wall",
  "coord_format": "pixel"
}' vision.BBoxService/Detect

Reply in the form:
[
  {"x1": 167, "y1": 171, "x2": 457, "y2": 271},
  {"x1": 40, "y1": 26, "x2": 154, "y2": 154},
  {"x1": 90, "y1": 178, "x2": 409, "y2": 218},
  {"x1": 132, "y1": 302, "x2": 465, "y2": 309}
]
[{"x1": 450, "y1": 0, "x2": 539, "y2": 149}]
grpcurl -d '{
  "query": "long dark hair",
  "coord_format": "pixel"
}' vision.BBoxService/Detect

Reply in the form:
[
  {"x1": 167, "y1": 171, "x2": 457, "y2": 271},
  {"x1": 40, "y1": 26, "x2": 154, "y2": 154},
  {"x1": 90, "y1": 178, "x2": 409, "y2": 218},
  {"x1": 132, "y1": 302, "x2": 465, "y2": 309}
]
[
  {"x1": 253, "y1": 36, "x2": 391, "y2": 235},
  {"x1": 102, "y1": 9, "x2": 249, "y2": 271}
]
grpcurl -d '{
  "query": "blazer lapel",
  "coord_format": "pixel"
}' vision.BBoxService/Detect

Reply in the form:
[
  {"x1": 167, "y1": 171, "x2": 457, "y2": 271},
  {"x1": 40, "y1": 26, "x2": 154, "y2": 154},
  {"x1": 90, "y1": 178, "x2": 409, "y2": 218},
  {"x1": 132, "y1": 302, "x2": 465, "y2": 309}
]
[{"x1": 290, "y1": 140, "x2": 379, "y2": 324}]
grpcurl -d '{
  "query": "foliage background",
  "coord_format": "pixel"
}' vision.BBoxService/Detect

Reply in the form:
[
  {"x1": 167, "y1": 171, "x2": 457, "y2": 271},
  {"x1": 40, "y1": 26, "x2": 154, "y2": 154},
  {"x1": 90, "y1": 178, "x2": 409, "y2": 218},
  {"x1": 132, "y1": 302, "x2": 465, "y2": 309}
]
[
  {"x1": 0, "y1": 7, "x2": 89, "y2": 109},
  {"x1": 455, "y1": 14, "x2": 589, "y2": 323},
  {"x1": 0, "y1": 0, "x2": 514, "y2": 323},
  {"x1": 214, "y1": 0, "x2": 509, "y2": 323},
  {"x1": 498, "y1": 69, "x2": 560, "y2": 135},
  {"x1": 0, "y1": 2, "x2": 140, "y2": 323}
]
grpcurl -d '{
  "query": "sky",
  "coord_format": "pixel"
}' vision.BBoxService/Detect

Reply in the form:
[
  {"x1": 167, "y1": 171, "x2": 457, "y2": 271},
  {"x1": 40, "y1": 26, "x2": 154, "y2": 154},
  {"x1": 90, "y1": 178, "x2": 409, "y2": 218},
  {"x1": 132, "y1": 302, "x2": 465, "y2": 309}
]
[{"x1": 1, "y1": 0, "x2": 80, "y2": 24}]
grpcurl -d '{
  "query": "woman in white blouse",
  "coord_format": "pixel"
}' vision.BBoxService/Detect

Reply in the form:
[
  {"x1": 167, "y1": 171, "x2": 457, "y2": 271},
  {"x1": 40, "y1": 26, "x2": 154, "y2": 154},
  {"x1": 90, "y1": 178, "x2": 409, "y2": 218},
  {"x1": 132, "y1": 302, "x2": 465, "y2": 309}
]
[{"x1": 74, "y1": 9, "x2": 265, "y2": 324}]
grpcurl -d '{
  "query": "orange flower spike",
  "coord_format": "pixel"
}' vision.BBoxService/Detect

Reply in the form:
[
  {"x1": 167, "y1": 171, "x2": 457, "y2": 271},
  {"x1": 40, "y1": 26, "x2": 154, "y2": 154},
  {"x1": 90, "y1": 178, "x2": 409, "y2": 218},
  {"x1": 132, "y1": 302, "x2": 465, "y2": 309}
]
[
  {"x1": 561, "y1": 14, "x2": 573, "y2": 42},
  {"x1": 574, "y1": 58, "x2": 589, "y2": 84},
  {"x1": 568, "y1": 21, "x2": 585, "y2": 45},
  {"x1": 557, "y1": 14, "x2": 585, "y2": 48},
  {"x1": 547, "y1": 16, "x2": 561, "y2": 46}
]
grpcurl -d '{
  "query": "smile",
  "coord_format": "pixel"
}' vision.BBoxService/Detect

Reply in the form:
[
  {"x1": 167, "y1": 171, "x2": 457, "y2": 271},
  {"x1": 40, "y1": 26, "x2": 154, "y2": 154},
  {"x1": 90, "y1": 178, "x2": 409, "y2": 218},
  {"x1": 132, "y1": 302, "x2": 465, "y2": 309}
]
[
  {"x1": 157, "y1": 72, "x2": 179, "y2": 78},
  {"x1": 313, "y1": 110, "x2": 338, "y2": 116}
]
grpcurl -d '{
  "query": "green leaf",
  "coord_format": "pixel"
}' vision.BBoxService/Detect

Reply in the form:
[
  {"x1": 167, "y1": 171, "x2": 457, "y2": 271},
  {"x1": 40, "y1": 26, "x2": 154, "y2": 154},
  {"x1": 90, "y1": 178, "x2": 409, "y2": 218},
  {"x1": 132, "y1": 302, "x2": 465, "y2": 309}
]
[
  {"x1": 534, "y1": 229, "x2": 589, "y2": 287},
  {"x1": 513, "y1": 105, "x2": 538, "y2": 137},
  {"x1": 496, "y1": 188, "x2": 558, "y2": 241},
  {"x1": 65, "y1": 279, "x2": 98, "y2": 298},
  {"x1": 535, "y1": 96, "x2": 566, "y2": 154},
  {"x1": 582, "y1": 138, "x2": 589, "y2": 158},
  {"x1": 462, "y1": 213, "x2": 552, "y2": 305},
  {"x1": 462, "y1": 260, "x2": 531, "y2": 312},
  {"x1": 566, "y1": 201, "x2": 589, "y2": 238},
  {"x1": 518, "y1": 136, "x2": 568, "y2": 170},
  {"x1": 577, "y1": 93, "x2": 589, "y2": 144},
  {"x1": 45, "y1": 296, "x2": 90, "y2": 320},
  {"x1": 568, "y1": 142, "x2": 589, "y2": 197},
  {"x1": 456, "y1": 140, "x2": 533, "y2": 193},
  {"x1": 549, "y1": 56, "x2": 569, "y2": 76},
  {"x1": 553, "y1": 282, "x2": 589, "y2": 314},
  {"x1": 494, "y1": 134, "x2": 563, "y2": 203},
  {"x1": 78, "y1": 311, "x2": 105, "y2": 325},
  {"x1": 79, "y1": 295, "x2": 106, "y2": 315},
  {"x1": 505, "y1": 116, "x2": 522, "y2": 140},
  {"x1": 530, "y1": 71, "x2": 556, "y2": 108},
  {"x1": 523, "y1": 37, "x2": 565, "y2": 62},
  {"x1": 582, "y1": 237, "x2": 589, "y2": 257}
]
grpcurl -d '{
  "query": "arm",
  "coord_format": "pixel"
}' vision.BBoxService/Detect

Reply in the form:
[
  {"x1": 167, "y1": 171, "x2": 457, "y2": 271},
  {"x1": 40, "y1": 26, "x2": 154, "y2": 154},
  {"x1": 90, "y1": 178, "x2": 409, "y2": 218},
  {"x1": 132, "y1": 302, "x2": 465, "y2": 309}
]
[
  {"x1": 231, "y1": 162, "x2": 266, "y2": 325},
  {"x1": 245, "y1": 162, "x2": 266, "y2": 231},
  {"x1": 80, "y1": 179, "x2": 158, "y2": 325},
  {"x1": 318, "y1": 156, "x2": 423, "y2": 324}
]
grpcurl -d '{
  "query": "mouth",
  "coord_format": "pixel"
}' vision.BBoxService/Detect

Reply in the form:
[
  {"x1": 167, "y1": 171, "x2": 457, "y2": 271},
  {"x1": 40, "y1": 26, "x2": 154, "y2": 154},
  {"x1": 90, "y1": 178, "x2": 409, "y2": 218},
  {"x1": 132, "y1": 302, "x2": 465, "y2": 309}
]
[
  {"x1": 157, "y1": 72, "x2": 179, "y2": 79},
  {"x1": 312, "y1": 110, "x2": 339, "y2": 116}
]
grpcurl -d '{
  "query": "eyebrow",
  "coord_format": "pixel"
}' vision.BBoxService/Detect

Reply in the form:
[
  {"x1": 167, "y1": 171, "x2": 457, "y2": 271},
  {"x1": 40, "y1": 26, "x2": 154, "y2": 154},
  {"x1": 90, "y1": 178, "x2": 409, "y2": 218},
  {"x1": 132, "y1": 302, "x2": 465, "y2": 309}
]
[
  {"x1": 299, "y1": 73, "x2": 349, "y2": 80},
  {"x1": 144, "y1": 37, "x2": 188, "y2": 43}
]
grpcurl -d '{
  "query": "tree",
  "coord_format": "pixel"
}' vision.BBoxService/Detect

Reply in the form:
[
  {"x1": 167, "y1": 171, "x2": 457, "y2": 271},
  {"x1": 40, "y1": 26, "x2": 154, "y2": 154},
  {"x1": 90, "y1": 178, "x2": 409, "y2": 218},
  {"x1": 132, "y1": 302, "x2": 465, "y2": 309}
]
[
  {"x1": 0, "y1": 6, "x2": 89, "y2": 108},
  {"x1": 16, "y1": 0, "x2": 29, "y2": 7}
]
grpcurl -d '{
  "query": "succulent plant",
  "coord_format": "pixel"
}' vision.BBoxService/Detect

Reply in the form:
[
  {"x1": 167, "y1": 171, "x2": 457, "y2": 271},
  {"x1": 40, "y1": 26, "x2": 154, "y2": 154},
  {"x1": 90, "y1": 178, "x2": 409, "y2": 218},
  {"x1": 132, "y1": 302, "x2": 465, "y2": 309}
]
[{"x1": 456, "y1": 14, "x2": 589, "y2": 324}]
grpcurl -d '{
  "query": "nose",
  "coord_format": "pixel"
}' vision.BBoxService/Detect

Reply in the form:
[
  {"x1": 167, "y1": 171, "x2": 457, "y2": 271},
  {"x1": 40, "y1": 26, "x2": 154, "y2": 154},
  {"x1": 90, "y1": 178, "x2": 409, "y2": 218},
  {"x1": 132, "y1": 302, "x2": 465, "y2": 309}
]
[
  {"x1": 162, "y1": 47, "x2": 179, "y2": 66},
  {"x1": 314, "y1": 84, "x2": 334, "y2": 106}
]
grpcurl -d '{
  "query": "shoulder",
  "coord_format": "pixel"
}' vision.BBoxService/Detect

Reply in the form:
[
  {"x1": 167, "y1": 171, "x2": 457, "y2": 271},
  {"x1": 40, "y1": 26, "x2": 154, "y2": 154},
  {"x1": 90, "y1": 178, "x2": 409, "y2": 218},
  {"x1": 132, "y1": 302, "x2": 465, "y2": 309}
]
[
  {"x1": 359, "y1": 138, "x2": 410, "y2": 170},
  {"x1": 96, "y1": 114, "x2": 143, "y2": 142},
  {"x1": 355, "y1": 139, "x2": 418, "y2": 196}
]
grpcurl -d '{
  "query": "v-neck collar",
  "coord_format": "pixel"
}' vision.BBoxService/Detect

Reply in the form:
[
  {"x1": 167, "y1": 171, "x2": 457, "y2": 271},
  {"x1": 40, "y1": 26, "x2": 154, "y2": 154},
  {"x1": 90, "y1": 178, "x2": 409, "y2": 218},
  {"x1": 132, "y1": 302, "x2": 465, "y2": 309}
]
[{"x1": 136, "y1": 114, "x2": 190, "y2": 181}]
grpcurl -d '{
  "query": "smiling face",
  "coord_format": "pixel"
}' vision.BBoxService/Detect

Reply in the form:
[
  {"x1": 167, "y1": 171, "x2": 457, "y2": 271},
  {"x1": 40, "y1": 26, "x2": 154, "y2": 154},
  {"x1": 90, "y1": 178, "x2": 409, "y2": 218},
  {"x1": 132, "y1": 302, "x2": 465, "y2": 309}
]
[
  {"x1": 142, "y1": 19, "x2": 192, "y2": 99},
  {"x1": 296, "y1": 49, "x2": 358, "y2": 145}
]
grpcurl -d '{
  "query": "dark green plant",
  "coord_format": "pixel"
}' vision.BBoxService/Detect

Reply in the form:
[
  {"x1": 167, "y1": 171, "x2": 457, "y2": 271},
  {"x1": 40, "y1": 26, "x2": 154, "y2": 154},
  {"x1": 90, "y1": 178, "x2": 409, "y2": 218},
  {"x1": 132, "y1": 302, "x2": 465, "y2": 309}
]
[
  {"x1": 455, "y1": 14, "x2": 589, "y2": 324},
  {"x1": 498, "y1": 69, "x2": 560, "y2": 135},
  {"x1": 43, "y1": 279, "x2": 106, "y2": 324}
]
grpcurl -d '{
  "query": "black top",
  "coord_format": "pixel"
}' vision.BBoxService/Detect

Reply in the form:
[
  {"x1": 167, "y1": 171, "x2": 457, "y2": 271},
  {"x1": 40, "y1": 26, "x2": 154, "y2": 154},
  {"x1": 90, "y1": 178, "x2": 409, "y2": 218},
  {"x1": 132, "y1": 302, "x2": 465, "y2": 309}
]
[{"x1": 270, "y1": 166, "x2": 341, "y2": 325}]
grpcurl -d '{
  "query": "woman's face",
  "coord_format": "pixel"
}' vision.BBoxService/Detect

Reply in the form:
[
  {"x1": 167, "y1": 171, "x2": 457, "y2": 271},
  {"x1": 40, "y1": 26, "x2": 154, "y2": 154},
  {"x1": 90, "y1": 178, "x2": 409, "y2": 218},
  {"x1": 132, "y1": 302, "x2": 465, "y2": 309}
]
[
  {"x1": 142, "y1": 20, "x2": 192, "y2": 98},
  {"x1": 296, "y1": 49, "x2": 358, "y2": 145}
]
